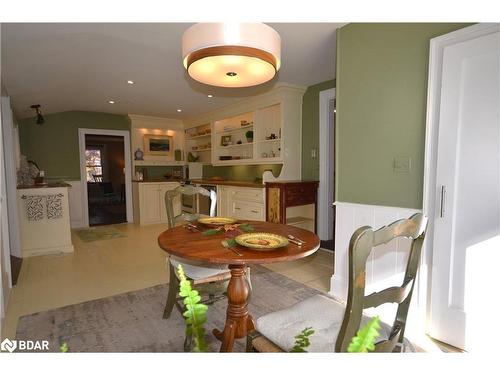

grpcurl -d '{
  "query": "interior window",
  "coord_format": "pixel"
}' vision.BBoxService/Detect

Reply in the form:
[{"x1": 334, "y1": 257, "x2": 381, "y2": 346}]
[{"x1": 85, "y1": 148, "x2": 103, "y2": 182}]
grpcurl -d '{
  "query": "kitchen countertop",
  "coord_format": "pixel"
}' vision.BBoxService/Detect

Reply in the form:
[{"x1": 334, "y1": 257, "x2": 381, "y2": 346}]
[
  {"x1": 132, "y1": 178, "x2": 264, "y2": 188},
  {"x1": 17, "y1": 182, "x2": 72, "y2": 189},
  {"x1": 189, "y1": 179, "x2": 264, "y2": 188}
]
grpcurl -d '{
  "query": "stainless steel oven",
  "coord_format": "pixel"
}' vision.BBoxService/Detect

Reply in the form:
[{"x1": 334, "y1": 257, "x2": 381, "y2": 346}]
[{"x1": 197, "y1": 184, "x2": 217, "y2": 216}]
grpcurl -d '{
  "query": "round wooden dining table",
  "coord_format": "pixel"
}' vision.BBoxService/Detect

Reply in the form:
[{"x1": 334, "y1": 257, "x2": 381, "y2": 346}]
[{"x1": 157, "y1": 221, "x2": 320, "y2": 352}]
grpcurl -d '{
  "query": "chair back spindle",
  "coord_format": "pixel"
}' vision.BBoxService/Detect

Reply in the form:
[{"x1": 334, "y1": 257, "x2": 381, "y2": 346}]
[{"x1": 335, "y1": 213, "x2": 428, "y2": 352}]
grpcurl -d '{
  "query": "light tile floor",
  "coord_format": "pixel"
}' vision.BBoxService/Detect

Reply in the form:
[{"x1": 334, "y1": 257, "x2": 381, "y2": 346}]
[{"x1": 2, "y1": 223, "x2": 333, "y2": 340}]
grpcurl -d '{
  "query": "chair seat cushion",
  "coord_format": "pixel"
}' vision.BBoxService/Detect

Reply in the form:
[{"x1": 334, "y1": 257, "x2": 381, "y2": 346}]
[
  {"x1": 256, "y1": 294, "x2": 391, "y2": 352},
  {"x1": 169, "y1": 256, "x2": 228, "y2": 280}
]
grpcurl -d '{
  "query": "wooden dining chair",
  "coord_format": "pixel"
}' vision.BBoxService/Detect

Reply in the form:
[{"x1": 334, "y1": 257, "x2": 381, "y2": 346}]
[
  {"x1": 247, "y1": 213, "x2": 428, "y2": 353},
  {"x1": 162, "y1": 185, "x2": 252, "y2": 348}
]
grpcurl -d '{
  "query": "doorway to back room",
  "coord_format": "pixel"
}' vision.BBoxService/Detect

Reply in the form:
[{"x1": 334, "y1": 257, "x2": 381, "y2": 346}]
[{"x1": 85, "y1": 134, "x2": 126, "y2": 226}]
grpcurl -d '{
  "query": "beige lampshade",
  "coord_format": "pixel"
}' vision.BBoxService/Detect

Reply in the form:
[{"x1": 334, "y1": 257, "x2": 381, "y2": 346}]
[{"x1": 182, "y1": 23, "x2": 281, "y2": 88}]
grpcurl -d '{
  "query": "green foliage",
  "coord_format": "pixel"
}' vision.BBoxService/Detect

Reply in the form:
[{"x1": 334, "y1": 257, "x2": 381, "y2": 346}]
[
  {"x1": 222, "y1": 238, "x2": 237, "y2": 248},
  {"x1": 245, "y1": 130, "x2": 254, "y2": 139},
  {"x1": 177, "y1": 264, "x2": 208, "y2": 352},
  {"x1": 202, "y1": 228, "x2": 220, "y2": 236},
  {"x1": 59, "y1": 342, "x2": 69, "y2": 353},
  {"x1": 238, "y1": 223, "x2": 254, "y2": 232},
  {"x1": 347, "y1": 316, "x2": 381, "y2": 353},
  {"x1": 290, "y1": 327, "x2": 315, "y2": 352}
]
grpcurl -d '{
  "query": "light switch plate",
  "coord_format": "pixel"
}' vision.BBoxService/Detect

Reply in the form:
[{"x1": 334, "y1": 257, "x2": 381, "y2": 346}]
[
  {"x1": 311, "y1": 148, "x2": 317, "y2": 159},
  {"x1": 394, "y1": 156, "x2": 411, "y2": 173}
]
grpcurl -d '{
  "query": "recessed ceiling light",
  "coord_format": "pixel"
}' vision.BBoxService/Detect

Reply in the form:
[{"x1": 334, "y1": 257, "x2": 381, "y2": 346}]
[
  {"x1": 108, "y1": 100, "x2": 115, "y2": 104},
  {"x1": 177, "y1": 109, "x2": 182, "y2": 112},
  {"x1": 207, "y1": 94, "x2": 213, "y2": 98},
  {"x1": 127, "y1": 80, "x2": 134, "y2": 85}
]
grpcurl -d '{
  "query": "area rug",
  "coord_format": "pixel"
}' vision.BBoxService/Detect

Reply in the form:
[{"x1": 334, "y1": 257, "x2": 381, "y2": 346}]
[
  {"x1": 15, "y1": 266, "x2": 321, "y2": 352},
  {"x1": 75, "y1": 226, "x2": 126, "y2": 242}
]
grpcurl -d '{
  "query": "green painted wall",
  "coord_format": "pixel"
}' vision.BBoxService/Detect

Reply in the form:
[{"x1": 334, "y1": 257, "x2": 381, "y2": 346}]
[
  {"x1": 18, "y1": 111, "x2": 130, "y2": 180},
  {"x1": 301, "y1": 79, "x2": 336, "y2": 181},
  {"x1": 203, "y1": 164, "x2": 282, "y2": 182},
  {"x1": 335, "y1": 23, "x2": 472, "y2": 209}
]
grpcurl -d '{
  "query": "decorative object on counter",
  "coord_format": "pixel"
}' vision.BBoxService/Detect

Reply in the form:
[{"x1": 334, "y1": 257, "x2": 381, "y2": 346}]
[
  {"x1": 143, "y1": 134, "x2": 172, "y2": 156},
  {"x1": 135, "y1": 171, "x2": 144, "y2": 181},
  {"x1": 237, "y1": 140, "x2": 242, "y2": 145},
  {"x1": 187, "y1": 152, "x2": 199, "y2": 162},
  {"x1": 34, "y1": 170, "x2": 46, "y2": 185},
  {"x1": 269, "y1": 150, "x2": 276, "y2": 158},
  {"x1": 241, "y1": 120, "x2": 250, "y2": 126},
  {"x1": 174, "y1": 149, "x2": 182, "y2": 161},
  {"x1": 134, "y1": 148, "x2": 144, "y2": 160},
  {"x1": 17, "y1": 156, "x2": 39, "y2": 186},
  {"x1": 182, "y1": 23, "x2": 281, "y2": 88},
  {"x1": 245, "y1": 130, "x2": 253, "y2": 143},
  {"x1": 221, "y1": 135, "x2": 232, "y2": 146}
]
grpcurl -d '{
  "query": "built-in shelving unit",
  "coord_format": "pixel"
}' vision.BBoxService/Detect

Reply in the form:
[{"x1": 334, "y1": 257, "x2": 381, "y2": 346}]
[
  {"x1": 185, "y1": 123, "x2": 212, "y2": 164},
  {"x1": 182, "y1": 84, "x2": 305, "y2": 180}
]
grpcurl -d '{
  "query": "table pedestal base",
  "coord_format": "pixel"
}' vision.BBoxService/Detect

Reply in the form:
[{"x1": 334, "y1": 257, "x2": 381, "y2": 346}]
[{"x1": 213, "y1": 264, "x2": 255, "y2": 352}]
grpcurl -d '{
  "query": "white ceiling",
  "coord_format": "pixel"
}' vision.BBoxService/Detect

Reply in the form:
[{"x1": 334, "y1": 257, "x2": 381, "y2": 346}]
[{"x1": 1, "y1": 23, "x2": 342, "y2": 120}]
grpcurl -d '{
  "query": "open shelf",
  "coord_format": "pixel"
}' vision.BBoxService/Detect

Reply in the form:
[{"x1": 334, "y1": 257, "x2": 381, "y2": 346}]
[
  {"x1": 217, "y1": 143, "x2": 253, "y2": 149},
  {"x1": 215, "y1": 124, "x2": 254, "y2": 135},
  {"x1": 257, "y1": 138, "x2": 281, "y2": 144},
  {"x1": 190, "y1": 148, "x2": 212, "y2": 152},
  {"x1": 187, "y1": 133, "x2": 211, "y2": 140}
]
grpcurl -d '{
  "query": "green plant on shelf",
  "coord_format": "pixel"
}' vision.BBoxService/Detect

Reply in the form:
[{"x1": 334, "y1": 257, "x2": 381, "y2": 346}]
[{"x1": 245, "y1": 130, "x2": 254, "y2": 142}]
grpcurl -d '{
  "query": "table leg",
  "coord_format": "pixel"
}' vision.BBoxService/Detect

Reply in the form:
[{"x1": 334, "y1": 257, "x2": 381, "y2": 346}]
[{"x1": 213, "y1": 264, "x2": 255, "y2": 352}]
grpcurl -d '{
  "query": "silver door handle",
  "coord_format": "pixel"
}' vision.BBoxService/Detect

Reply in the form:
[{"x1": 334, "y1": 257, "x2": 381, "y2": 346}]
[{"x1": 439, "y1": 185, "x2": 446, "y2": 218}]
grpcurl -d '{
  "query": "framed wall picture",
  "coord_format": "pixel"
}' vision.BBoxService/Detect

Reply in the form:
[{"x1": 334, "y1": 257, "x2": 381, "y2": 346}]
[
  {"x1": 143, "y1": 134, "x2": 173, "y2": 156},
  {"x1": 220, "y1": 135, "x2": 232, "y2": 146}
]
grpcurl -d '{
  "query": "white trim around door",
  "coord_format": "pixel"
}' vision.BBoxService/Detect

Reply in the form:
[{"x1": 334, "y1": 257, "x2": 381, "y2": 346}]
[
  {"x1": 78, "y1": 128, "x2": 133, "y2": 226},
  {"x1": 318, "y1": 88, "x2": 335, "y2": 241},
  {"x1": 422, "y1": 23, "x2": 500, "y2": 340}
]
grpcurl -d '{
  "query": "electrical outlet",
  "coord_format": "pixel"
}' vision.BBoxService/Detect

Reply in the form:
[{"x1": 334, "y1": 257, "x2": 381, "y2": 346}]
[
  {"x1": 311, "y1": 148, "x2": 317, "y2": 159},
  {"x1": 394, "y1": 156, "x2": 411, "y2": 173}
]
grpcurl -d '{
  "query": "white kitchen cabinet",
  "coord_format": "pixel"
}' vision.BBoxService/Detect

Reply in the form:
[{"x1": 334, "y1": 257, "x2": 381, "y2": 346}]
[
  {"x1": 133, "y1": 182, "x2": 180, "y2": 225},
  {"x1": 217, "y1": 185, "x2": 265, "y2": 221}
]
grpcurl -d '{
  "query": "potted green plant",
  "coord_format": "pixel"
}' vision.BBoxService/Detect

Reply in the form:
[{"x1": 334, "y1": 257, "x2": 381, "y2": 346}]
[{"x1": 245, "y1": 130, "x2": 254, "y2": 143}]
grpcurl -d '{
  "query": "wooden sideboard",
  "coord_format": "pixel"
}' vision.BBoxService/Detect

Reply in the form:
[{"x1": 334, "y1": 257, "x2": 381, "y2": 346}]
[{"x1": 265, "y1": 181, "x2": 319, "y2": 233}]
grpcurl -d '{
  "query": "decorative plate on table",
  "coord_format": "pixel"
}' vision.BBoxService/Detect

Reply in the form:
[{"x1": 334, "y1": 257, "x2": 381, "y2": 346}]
[
  {"x1": 198, "y1": 217, "x2": 237, "y2": 227},
  {"x1": 235, "y1": 232, "x2": 289, "y2": 250}
]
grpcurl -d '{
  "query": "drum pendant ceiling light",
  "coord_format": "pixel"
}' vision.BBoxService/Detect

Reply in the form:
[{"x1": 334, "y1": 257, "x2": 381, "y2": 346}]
[{"x1": 182, "y1": 23, "x2": 281, "y2": 88}]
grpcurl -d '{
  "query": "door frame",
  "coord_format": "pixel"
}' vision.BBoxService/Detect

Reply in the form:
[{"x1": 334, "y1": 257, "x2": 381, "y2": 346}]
[
  {"x1": 318, "y1": 88, "x2": 336, "y2": 241},
  {"x1": 78, "y1": 128, "x2": 133, "y2": 226},
  {"x1": 422, "y1": 23, "x2": 500, "y2": 334}
]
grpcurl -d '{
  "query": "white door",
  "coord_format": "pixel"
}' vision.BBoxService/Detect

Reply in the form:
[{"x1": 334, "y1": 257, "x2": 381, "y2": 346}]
[{"x1": 428, "y1": 26, "x2": 500, "y2": 351}]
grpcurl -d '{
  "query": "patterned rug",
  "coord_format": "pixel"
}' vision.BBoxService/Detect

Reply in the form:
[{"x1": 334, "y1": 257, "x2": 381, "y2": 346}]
[
  {"x1": 75, "y1": 226, "x2": 127, "y2": 242},
  {"x1": 16, "y1": 266, "x2": 320, "y2": 352}
]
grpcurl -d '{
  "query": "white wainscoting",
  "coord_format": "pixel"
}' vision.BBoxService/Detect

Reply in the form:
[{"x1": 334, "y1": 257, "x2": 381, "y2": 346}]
[
  {"x1": 67, "y1": 180, "x2": 86, "y2": 229},
  {"x1": 331, "y1": 202, "x2": 421, "y2": 300}
]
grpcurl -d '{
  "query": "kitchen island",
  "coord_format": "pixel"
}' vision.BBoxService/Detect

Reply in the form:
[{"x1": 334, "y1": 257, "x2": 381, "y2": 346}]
[{"x1": 16, "y1": 182, "x2": 74, "y2": 257}]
